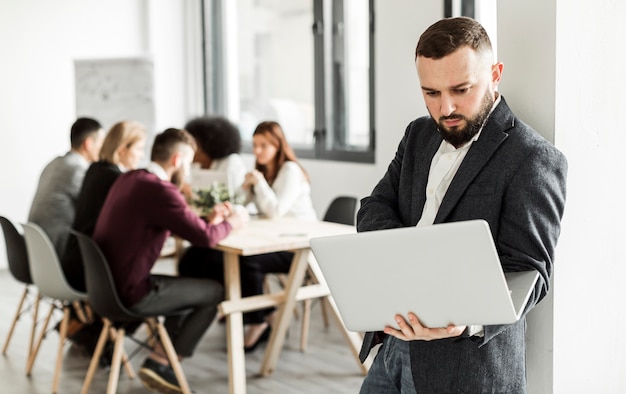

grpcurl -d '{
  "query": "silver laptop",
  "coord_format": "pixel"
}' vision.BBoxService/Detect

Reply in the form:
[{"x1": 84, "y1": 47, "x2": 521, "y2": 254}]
[{"x1": 310, "y1": 219, "x2": 539, "y2": 332}]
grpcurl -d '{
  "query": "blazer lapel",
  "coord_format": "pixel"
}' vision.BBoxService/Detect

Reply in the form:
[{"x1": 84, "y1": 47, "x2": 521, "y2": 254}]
[
  {"x1": 411, "y1": 124, "x2": 443, "y2": 225},
  {"x1": 434, "y1": 99, "x2": 515, "y2": 224}
]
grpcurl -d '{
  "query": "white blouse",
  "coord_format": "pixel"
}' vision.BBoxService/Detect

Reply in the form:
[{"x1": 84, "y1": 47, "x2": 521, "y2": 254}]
[
  {"x1": 210, "y1": 153, "x2": 248, "y2": 198},
  {"x1": 249, "y1": 161, "x2": 317, "y2": 220}
]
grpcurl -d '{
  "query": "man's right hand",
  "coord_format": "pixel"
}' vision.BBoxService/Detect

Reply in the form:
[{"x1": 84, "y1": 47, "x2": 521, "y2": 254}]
[{"x1": 225, "y1": 205, "x2": 250, "y2": 230}]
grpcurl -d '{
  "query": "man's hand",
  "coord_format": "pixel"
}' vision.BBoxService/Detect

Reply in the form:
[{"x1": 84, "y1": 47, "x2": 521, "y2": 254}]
[
  {"x1": 225, "y1": 204, "x2": 250, "y2": 230},
  {"x1": 383, "y1": 312, "x2": 466, "y2": 341},
  {"x1": 207, "y1": 202, "x2": 233, "y2": 224}
]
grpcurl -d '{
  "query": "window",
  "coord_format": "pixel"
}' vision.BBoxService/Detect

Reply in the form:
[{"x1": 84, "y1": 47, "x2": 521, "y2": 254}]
[
  {"x1": 202, "y1": 0, "x2": 375, "y2": 163},
  {"x1": 444, "y1": 0, "x2": 475, "y2": 18}
]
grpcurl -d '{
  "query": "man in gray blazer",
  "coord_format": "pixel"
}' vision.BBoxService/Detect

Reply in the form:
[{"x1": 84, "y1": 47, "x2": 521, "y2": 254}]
[
  {"x1": 28, "y1": 117, "x2": 104, "y2": 257},
  {"x1": 357, "y1": 17, "x2": 567, "y2": 393}
]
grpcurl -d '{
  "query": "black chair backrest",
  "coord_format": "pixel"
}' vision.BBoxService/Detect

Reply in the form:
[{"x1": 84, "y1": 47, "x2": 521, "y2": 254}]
[
  {"x1": 322, "y1": 196, "x2": 358, "y2": 226},
  {"x1": 70, "y1": 230, "x2": 141, "y2": 323},
  {"x1": 0, "y1": 216, "x2": 33, "y2": 285}
]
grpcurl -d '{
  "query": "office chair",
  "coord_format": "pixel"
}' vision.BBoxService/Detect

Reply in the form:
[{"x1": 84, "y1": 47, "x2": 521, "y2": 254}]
[
  {"x1": 0, "y1": 216, "x2": 40, "y2": 369},
  {"x1": 71, "y1": 230, "x2": 192, "y2": 394}
]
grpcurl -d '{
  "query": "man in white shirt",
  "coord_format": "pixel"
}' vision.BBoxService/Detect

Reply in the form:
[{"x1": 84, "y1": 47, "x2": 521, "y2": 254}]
[{"x1": 357, "y1": 17, "x2": 567, "y2": 393}]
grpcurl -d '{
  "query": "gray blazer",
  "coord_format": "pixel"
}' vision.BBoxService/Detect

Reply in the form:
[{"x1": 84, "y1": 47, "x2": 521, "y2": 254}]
[
  {"x1": 28, "y1": 151, "x2": 89, "y2": 257},
  {"x1": 357, "y1": 98, "x2": 567, "y2": 393}
]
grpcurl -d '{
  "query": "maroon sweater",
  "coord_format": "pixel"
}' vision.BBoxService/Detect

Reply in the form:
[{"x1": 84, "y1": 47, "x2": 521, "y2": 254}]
[{"x1": 93, "y1": 169, "x2": 231, "y2": 306}]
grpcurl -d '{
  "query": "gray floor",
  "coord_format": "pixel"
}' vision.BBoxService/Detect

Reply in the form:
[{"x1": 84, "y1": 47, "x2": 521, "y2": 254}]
[{"x1": 0, "y1": 258, "x2": 366, "y2": 393}]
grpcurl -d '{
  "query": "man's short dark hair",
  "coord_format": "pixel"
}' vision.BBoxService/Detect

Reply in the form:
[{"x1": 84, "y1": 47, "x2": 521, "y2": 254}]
[
  {"x1": 151, "y1": 128, "x2": 197, "y2": 163},
  {"x1": 184, "y1": 116, "x2": 241, "y2": 160},
  {"x1": 415, "y1": 16, "x2": 492, "y2": 60},
  {"x1": 70, "y1": 117, "x2": 102, "y2": 149}
]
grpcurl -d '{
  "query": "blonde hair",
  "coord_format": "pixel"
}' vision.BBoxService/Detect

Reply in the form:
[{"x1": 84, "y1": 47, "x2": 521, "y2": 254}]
[{"x1": 99, "y1": 121, "x2": 146, "y2": 164}]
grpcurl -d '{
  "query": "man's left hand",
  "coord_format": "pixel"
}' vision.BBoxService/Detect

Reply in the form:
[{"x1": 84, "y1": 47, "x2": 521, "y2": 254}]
[{"x1": 383, "y1": 312, "x2": 466, "y2": 341}]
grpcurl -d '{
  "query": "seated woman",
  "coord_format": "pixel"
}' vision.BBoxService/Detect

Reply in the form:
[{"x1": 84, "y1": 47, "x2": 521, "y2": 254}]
[
  {"x1": 178, "y1": 120, "x2": 316, "y2": 352},
  {"x1": 62, "y1": 120, "x2": 147, "y2": 291},
  {"x1": 184, "y1": 116, "x2": 247, "y2": 201},
  {"x1": 60, "y1": 120, "x2": 146, "y2": 358}
]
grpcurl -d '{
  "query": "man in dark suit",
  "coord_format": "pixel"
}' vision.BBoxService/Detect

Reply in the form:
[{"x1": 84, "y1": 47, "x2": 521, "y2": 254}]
[{"x1": 357, "y1": 17, "x2": 567, "y2": 393}]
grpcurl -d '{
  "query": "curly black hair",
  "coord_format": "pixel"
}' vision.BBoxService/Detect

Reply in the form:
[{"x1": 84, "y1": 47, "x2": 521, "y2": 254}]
[{"x1": 184, "y1": 116, "x2": 242, "y2": 159}]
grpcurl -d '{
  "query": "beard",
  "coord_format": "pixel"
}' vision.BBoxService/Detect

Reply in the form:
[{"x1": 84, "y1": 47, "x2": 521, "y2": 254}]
[
  {"x1": 434, "y1": 90, "x2": 495, "y2": 148},
  {"x1": 171, "y1": 167, "x2": 186, "y2": 189}
]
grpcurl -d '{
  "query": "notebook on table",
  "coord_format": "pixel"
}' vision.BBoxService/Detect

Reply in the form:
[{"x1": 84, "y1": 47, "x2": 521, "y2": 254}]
[{"x1": 309, "y1": 219, "x2": 539, "y2": 332}]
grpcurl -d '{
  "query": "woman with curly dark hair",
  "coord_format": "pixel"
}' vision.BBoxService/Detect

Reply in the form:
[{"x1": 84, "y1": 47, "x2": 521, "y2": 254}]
[{"x1": 184, "y1": 116, "x2": 247, "y2": 196}]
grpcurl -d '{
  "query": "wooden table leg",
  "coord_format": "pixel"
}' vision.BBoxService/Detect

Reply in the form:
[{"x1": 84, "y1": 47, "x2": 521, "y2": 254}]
[
  {"x1": 223, "y1": 252, "x2": 247, "y2": 394},
  {"x1": 260, "y1": 249, "x2": 310, "y2": 376}
]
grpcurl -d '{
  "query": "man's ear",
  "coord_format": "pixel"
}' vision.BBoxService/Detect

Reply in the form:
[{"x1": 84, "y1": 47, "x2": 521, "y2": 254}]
[
  {"x1": 82, "y1": 135, "x2": 94, "y2": 151},
  {"x1": 491, "y1": 62, "x2": 504, "y2": 86},
  {"x1": 171, "y1": 151, "x2": 182, "y2": 168}
]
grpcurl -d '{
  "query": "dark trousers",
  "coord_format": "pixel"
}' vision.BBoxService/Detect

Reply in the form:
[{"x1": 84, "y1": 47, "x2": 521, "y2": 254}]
[
  {"x1": 178, "y1": 246, "x2": 293, "y2": 324},
  {"x1": 129, "y1": 274, "x2": 224, "y2": 358}
]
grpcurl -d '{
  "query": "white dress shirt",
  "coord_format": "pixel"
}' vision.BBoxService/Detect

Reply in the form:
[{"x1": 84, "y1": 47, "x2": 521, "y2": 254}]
[{"x1": 416, "y1": 95, "x2": 501, "y2": 336}]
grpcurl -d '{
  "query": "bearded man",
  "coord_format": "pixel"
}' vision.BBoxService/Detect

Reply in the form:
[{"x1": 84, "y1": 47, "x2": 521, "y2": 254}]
[{"x1": 357, "y1": 17, "x2": 568, "y2": 394}]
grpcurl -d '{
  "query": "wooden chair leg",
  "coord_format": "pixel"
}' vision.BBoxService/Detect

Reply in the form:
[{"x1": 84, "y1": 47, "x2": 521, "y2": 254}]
[
  {"x1": 81, "y1": 320, "x2": 111, "y2": 394},
  {"x1": 155, "y1": 320, "x2": 191, "y2": 394},
  {"x1": 27, "y1": 293, "x2": 41, "y2": 360},
  {"x1": 107, "y1": 323, "x2": 135, "y2": 379},
  {"x1": 2, "y1": 286, "x2": 28, "y2": 354},
  {"x1": 106, "y1": 327, "x2": 126, "y2": 394},
  {"x1": 26, "y1": 303, "x2": 55, "y2": 376},
  {"x1": 52, "y1": 306, "x2": 71, "y2": 394}
]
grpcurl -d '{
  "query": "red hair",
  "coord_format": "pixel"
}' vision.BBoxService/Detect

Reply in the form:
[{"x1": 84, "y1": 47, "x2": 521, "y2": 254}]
[{"x1": 253, "y1": 121, "x2": 309, "y2": 185}]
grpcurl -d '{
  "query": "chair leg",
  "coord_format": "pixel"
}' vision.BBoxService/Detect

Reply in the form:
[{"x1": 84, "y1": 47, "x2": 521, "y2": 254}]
[
  {"x1": 81, "y1": 319, "x2": 111, "y2": 394},
  {"x1": 154, "y1": 319, "x2": 192, "y2": 394},
  {"x1": 107, "y1": 324, "x2": 135, "y2": 379},
  {"x1": 2, "y1": 286, "x2": 29, "y2": 354},
  {"x1": 51, "y1": 306, "x2": 71, "y2": 394},
  {"x1": 299, "y1": 266, "x2": 331, "y2": 352},
  {"x1": 28, "y1": 293, "x2": 42, "y2": 361},
  {"x1": 26, "y1": 302, "x2": 55, "y2": 376},
  {"x1": 106, "y1": 327, "x2": 126, "y2": 394}
]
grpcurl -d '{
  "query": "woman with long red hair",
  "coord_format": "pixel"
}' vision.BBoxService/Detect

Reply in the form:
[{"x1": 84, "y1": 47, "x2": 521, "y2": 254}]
[
  {"x1": 243, "y1": 121, "x2": 316, "y2": 220},
  {"x1": 237, "y1": 121, "x2": 317, "y2": 351}
]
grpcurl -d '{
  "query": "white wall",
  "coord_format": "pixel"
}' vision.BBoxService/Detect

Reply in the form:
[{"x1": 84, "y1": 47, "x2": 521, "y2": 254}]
[
  {"x1": 552, "y1": 1, "x2": 626, "y2": 392},
  {"x1": 0, "y1": 0, "x2": 192, "y2": 269},
  {"x1": 0, "y1": 0, "x2": 148, "y2": 268}
]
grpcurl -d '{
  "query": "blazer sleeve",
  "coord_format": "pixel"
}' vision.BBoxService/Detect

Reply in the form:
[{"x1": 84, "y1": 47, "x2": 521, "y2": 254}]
[
  {"x1": 357, "y1": 122, "x2": 413, "y2": 232},
  {"x1": 481, "y1": 141, "x2": 568, "y2": 346}
]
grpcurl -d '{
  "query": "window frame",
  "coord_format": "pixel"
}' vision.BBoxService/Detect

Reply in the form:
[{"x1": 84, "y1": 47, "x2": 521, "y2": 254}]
[{"x1": 201, "y1": 0, "x2": 376, "y2": 164}]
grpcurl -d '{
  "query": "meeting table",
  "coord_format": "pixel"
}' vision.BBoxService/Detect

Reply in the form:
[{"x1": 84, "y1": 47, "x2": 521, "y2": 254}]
[{"x1": 213, "y1": 217, "x2": 370, "y2": 394}]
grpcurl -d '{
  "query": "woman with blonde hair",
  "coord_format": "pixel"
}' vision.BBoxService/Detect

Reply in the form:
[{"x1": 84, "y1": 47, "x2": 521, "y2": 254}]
[
  {"x1": 60, "y1": 121, "x2": 146, "y2": 360},
  {"x1": 63, "y1": 120, "x2": 147, "y2": 290}
]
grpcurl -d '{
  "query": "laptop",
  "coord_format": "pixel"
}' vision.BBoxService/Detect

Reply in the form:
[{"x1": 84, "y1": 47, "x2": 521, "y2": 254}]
[
  {"x1": 309, "y1": 219, "x2": 539, "y2": 332},
  {"x1": 189, "y1": 168, "x2": 233, "y2": 196}
]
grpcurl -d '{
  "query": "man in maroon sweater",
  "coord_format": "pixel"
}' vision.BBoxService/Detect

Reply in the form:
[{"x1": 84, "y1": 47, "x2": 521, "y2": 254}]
[{"x1": 93, "y1": 128, "x2": 247, "y2": 393}]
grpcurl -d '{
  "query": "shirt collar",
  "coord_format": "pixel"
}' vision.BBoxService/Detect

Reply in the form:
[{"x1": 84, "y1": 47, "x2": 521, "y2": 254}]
[{"x1": 145, "y1": 162, "x2": 169, "y2": 181}]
